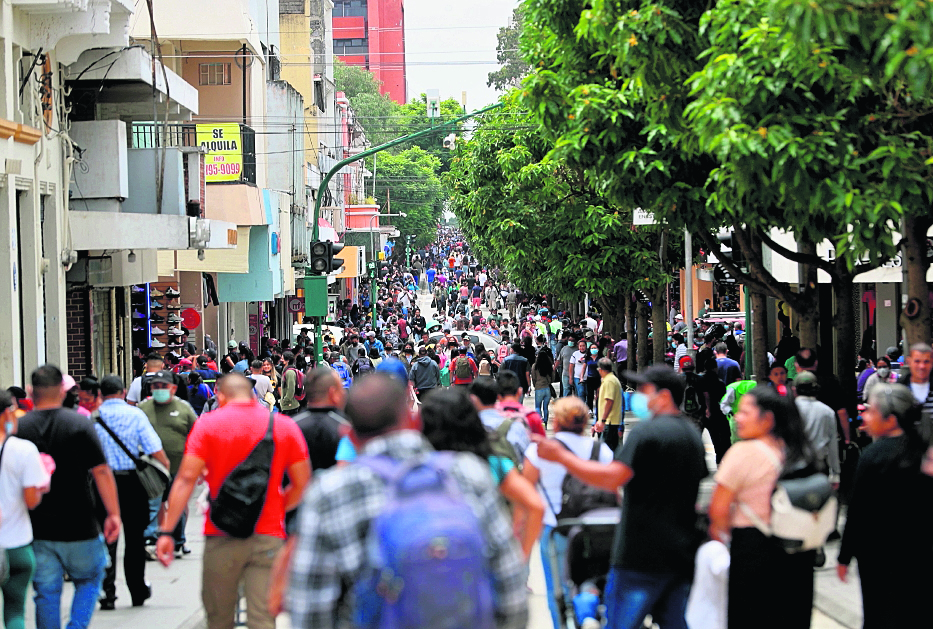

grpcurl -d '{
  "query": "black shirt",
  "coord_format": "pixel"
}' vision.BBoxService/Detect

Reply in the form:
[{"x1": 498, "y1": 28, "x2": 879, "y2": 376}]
[
  {"x1": 293, "y1": 407, "x2": 344, "y2": 472},
  {"x1": 17, "y1": 407, "x2": 108, "y2": 541},
  {"x1": 501, "y1": 355, "x2": 530, "y2": 393},
  {"x1": 611, "y1": 414, "x2": 708, "y2": 576}
]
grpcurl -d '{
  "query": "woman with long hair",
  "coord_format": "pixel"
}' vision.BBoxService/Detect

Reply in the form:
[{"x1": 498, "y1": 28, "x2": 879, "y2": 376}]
[
  {"x1": 837, "y1": 384, "x2": 933, "y2": 627},
  {"x1": 708, "y1": 386, "x2": 815, "y2": 629},
  {"x1": 532, "y1": 349, "x2": 554, "y2": 428},
  {"x1": 420, "y1": 388, "x2": 543, "y2": 559}
]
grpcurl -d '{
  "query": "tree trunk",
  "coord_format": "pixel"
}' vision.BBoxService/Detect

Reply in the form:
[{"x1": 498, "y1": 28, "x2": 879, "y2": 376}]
[
  {"x1": 626, "y1": 295, "x2": 636, "y2": 372},
  {"x1": 900, "y1": 214, "x2": 933, "y2": 346},
  {"x1": 636, "y1": 300, "x2": 650, "y2": 370},
  {"x1": 597, "y1": 293, "x2": 627, "y2": 341},
  {"x1": 796, "y1": 236, "x2": 820, "y2": 348},
  {"x1": 750, "y1": 290, "x2": 770, "y2": 382},
  {"x1": 651, "y1": 287, "x2": 668, "y2": 365},
  {"x1": 832, "y1": 271, "x2": 858, "y2": 420}
]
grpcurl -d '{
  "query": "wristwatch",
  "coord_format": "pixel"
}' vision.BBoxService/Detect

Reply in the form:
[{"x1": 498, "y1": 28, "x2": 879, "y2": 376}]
[{"x1": 157, "y1": 531, "x2": 174, "y2": 537}]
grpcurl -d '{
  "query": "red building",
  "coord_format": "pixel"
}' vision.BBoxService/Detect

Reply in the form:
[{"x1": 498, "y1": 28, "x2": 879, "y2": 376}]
[{"x1": 333, "y1": 0, "x2": 407, "y2": 104}]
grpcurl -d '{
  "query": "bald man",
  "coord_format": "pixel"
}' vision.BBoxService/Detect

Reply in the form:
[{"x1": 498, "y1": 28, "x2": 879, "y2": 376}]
[{"x1": 156, "y1": 373, "x2": 310, "y2": 629}]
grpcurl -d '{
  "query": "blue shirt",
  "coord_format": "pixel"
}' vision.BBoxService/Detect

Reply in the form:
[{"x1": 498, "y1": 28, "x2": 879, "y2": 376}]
[
  {"x1": 716, "y1": 356, "x2": 743, "y2": 386},
  {"x1": 233, "y1": 359, "x2": 250, "y2": 374},
  {"x1": 95, "y1": 399, "x2": 164, "y2": 471},
  {"x1": 335, "y1": 436, "x2": 357, "y2": 462},
  {"x1": 426, "y1": 269, "x2": 436, "y2": 283}
]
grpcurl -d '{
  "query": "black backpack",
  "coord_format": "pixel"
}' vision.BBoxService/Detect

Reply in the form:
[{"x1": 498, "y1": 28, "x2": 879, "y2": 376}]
[
  {"x1": 209, "y1": 410, "x2": 275, "y2": 538},
  {"x1": 559, "y1": 440, "x2": 618, "y2": 520}
]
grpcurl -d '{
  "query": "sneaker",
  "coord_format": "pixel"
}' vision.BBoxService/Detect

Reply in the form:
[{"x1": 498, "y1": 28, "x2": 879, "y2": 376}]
[
  {"x1": 167, "y1": 314, "x2": 182, "y2": 324},
  {"x1": 131, "y1": 285, "x2": 145, "y2": 293},
  {"x1": 168, "y1": 326, "x2": 184, "y2": 335},
  {"x1": 150, "y1": 326, "x2": 166, "y2": 335},
  {"x1": 149, "y1": 289, "x2": 165, "y2": 298},
  {"x1": 150, "y1": 314, "x2": 166, "y2": 323},
  {"x1": 166, "y1": 304, "x2": 181, "y2": 311},
  {"x1": 150, "y1": 339, "x2": 166, "y2": 348},
  {"x1": 132, "y1": 310, "x2": 147, "y2": 319},
  {"x1": 133, "y1": 325, "x2": 146, "y2": 332},
  {"x1": 580, "y1": 619, "x2": 600, "y2": 629},
  {"x1": 165, "y1": 288, "x2": 181, "y2": 298}
]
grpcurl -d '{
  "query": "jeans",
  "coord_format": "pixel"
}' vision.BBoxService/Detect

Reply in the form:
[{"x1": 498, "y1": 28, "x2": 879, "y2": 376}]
[
  {"x1": 539, "y1": 526, "x2": 569, "y2": 629},
  {"x1": 604, "y1": 567, "x2": 691, "y2": 629},
  {"x1": 3, "y1": 544, "x2": 36, "y2": 629},
  {"x1": 535, "y1": 386, "x2": 552, "y2": 427},
  {"x1": 561, "y1": 371, "x2": 572, "y2": 397},
  {"x1": 32, "y1": 536, "x2": 108, "y2": 629},
  {"x1": 573, "y1": 377, "x2": 585, "y2": 398}
]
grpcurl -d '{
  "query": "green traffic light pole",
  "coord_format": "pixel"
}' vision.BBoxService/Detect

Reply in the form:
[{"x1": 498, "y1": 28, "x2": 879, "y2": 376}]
[{"x1": 308, "y1": 101, "x2": 505, "y2": 365}]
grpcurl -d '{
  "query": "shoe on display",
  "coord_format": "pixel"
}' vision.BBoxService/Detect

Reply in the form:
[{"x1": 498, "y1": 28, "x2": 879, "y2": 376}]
[
  {"x1": 132, "y1": 310, "x2": 146, "y2": 319},
  {"x1": 133, "y1": 325, "x2": 146, "y2": 332},
  {"x1": 165, "y1": 288, "x2": 181, "y2": 298},
  {"x1": 149, "y1": 289, "x2": 165, "y2": 298},
  {"x1": 150, "y1": 314, "x2": 165, "y2": 323},
  {"x1": 168, "y1": 326, "x2": 184, "y2": 336},
  {"x1": 131, "y1": 285, "x2": 145, "y2": 293},
  {"x1": 166, "y1": 304, "x2": 181, "y2": 311},
  {"x1": 150, "y1": 326, "x2": 166, "y2": 335},
  {"x1": 167, "y1": 314, "x2": 182, "y2": 324},
  {"x1": 150, "y1": 339, "x2": 166, "y2": 348}
]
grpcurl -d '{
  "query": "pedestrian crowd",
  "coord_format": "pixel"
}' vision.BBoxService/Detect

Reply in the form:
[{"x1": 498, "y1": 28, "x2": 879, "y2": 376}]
[{"x1": 0, "y1": 228, "x2": 930, "y2": 629}]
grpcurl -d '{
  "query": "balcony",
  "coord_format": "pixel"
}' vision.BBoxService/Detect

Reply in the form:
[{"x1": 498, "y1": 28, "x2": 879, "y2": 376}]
[{"x1": 130, "y1": 122, "x2": 256, "y2": 185}]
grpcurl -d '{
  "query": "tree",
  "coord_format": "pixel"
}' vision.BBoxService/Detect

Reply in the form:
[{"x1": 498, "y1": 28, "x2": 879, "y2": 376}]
[
  {"x1": 445, "y1": 93, "x2": 681, "y2": 366},
  {"x1": 372, "y1": 147, "x2": 444, "y2": 249},
  {"x1": 395, "y1": 95, "x2": 465, "y2": 173},
  {"x1": 487, "y1": 7, "x2": 531, "y2": 91}
]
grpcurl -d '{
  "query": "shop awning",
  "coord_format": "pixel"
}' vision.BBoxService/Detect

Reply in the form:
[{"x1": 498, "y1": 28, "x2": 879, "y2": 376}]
[{"x1": 206, "y1": 184, "x2": 266, "y2": 225}]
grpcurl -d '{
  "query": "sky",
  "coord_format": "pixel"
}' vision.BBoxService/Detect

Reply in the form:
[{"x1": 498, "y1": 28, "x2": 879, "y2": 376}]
[{"x1": 403, "y1": 0, "x2": 519, "y2": 110}]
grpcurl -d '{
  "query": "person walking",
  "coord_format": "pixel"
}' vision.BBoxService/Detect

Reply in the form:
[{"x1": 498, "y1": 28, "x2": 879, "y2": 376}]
[
  {"x1": 94, "y1": 375, "x2": 170, "y2": 609},
  {"x1": 18, "y1": 365, "x2": 122, "y2": 629},
  {"x1": 837, "y1": 383, "x2": 933, "y2": 628},
  {"x1": 594, "y1": 358, "x2": 625, "y2": 452},
  {"x1": 532, "y1": 349, "x2": 554, "y2": 428},
  {"x1": 155, "y1": 373, "x2": 310, "y2": 629},
  {"x1": 279, "y1": 351, "x2": 303, "y2": 417},
  {"x1": 285, "y1": 374, "x2": 528, "y2": 629},
  {"x1": 708, "y1": 386, "x2": 816, "y2": 629},
  {"x1": 409, "y1": 346, "x2": 442, "y2": 398},
  {"x1": 0, "y1": 389, "x2": 50, "y2": 629},
  {"x1": 535, "y1": 366, "x2": 708, "y2": 629}
]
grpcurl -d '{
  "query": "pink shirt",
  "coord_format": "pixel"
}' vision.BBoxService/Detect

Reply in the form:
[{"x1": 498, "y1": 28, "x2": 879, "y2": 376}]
[{"x1": 714, "y1": 437, "x2": 783, "y2": 529}]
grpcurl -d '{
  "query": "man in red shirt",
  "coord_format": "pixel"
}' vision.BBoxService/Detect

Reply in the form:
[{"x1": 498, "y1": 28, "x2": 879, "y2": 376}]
[
  {"x1": 450, "y1": 347, "x2": 478, "y2": 387},
  {"x1": 155, "y1": 374, "x2": 310, "y2": 629}
]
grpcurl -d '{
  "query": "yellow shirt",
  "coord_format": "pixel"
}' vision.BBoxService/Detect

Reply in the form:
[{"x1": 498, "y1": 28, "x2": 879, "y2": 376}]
[{"x1": 597, "y1": 372, "x2": 623, "y2": 425}]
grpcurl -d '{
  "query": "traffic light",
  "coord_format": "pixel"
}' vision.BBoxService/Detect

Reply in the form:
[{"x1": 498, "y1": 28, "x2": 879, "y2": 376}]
[
  {"x1": 716, "y1": 231, "x2": 746, "y2": 268},
  {"x1": 309, "y1": 240, "x2": 346, "y2": 275}
]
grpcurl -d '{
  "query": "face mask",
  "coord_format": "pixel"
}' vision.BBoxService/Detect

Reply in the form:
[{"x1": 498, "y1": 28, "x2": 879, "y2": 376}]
[
  {"x1": 630, "y1": 392, "x2": 653, "y2": 420},
  {"x1": 152, "y1": 389, "x2": 172, "y2": 404},
  {"x1": 590, "y1": 349, "x2": 598, "y2": 356},
  {"x1": 4, "y1": 420, "x2": 14, "y2": 435},
  {"x1": 877, "y1": 367, "x2": 891, "y2": 379}
]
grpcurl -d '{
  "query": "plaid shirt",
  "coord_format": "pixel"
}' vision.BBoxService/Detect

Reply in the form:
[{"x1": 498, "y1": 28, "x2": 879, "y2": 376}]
[
  {"x1": 288, "y1": 430, "x2": 528, "y2": 629},
  {"x1": 95, "y1": 399, "x2": 163, "y2": 471}
]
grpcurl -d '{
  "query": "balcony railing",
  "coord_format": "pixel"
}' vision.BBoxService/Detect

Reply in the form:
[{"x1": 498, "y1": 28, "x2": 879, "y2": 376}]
[{"x1": 130, "y1": 122, "x2": 256, "y2": 185}]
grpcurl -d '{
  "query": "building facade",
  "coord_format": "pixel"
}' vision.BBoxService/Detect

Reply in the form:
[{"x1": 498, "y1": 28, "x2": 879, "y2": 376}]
[{"x1": 333, "y1": 0, "x2": 406, "y2": 104}]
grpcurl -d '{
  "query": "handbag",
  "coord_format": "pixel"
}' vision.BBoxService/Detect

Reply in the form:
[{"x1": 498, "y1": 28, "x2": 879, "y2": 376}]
[{"x1": 93, "y1": 412, "x2": 170, "y2": 501}]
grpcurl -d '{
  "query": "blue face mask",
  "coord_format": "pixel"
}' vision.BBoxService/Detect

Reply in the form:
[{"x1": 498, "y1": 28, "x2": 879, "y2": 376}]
[
  {"x1": 629, "y1": 392, "x2": 653, "y2": 420},
  {"x1": 152, "y1": 389, "x2": 172, "y2": 404},
  {"x1": 4, "y1": 420, "x2": 14, "y2": 435}
]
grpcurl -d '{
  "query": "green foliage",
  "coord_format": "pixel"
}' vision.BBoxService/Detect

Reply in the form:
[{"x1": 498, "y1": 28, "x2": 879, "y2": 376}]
[
  {"x1": 488, "y1": 6, "x2": 532, "y2": 90},
  {"x1": 445, "y1": 93, "x2": 678, "y2": 303},
  {"x1": 372, "y1": 147, "x2": 444, "y2": 249}
]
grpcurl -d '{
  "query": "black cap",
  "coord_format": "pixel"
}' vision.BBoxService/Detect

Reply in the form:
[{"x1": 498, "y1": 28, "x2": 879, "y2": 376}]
[
  {"x1": 623, "y1": 365, "x2": 685, "y2": 406},
  {"x1": 149, "y1": 370, "x2": 175, "y2": 385}
]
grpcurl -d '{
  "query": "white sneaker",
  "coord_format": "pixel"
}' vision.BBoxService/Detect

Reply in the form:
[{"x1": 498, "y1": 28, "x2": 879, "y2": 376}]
[
  {"x1": 150, "y1": 339, "x2": 166, "y2": 348},
  {"x1": 167, "y1": 326, "x2": 184, "y2": 335},
  {"x1": 580, "y1": 619, "x2": 601, "y2": 629},
  {"x1": 150, "y1": 326, "x2": 166, "y2": 335},
  {"x1": 167, "y1": 314, "x2": 182, "y2": 324}
]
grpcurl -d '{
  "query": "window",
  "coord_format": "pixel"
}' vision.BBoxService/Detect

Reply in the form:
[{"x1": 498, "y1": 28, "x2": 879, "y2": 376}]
[
  {"x1": 334, "y1": 0, "x2": 367, "y2": 17},
  {"x1": 199, "y1": 63, "x2": 231, "y2": 86},
  {"x1": 334, "y1": 38, "x2": 369, "y2": 55}
]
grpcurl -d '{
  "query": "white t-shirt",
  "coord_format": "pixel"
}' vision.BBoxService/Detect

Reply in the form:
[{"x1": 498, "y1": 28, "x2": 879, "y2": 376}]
[
  {"x1": 524, "y1": 433, "x2": 615, "y2": 527},
  {"x1": 571, "y1": 350, "x2": 587, "y2": 380},
  {"x1": 910, "y1": 380, "x2": 930, "y2": 404},
  {"x1": 125, "y1": 375, "x2": 143, "y2": 403},
  {"x1": 251, "y1": 373, "x2": 273, "y2": 401},
  {"x1": 0, "y1": 436, "x2": 50, "y2": 548}
]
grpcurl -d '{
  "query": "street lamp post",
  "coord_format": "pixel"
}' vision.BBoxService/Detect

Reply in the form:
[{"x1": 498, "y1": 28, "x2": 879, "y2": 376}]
[{"x1": 369, "y1": 211, "x2": 406, "y2": 329}]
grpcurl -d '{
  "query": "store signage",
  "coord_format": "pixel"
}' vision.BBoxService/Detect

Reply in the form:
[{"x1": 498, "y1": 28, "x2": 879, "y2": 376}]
[
  {"x1": 287, "y1": 296, "x2": 304, "y2": 313},
  {"x1": 180, "y1": 308, "x2": 201, "y2": 329},
  {"x1": 633, "y1": 208, "x2": 656, "y2": 225},
  {"x1": 196, "y1": 124, "x2": 243, "y2": 182}
]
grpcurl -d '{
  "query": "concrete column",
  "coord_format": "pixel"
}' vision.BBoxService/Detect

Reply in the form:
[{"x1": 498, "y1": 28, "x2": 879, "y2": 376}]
[
  {"x1": 876, "y1": 283, "x2": 899, "y2": 357},
  {"x1": 18, "y1": 186, "x2": 45, "y2": 376},
  {"x1": 0, "y1": 185, "x2": 23, "y2": 384},
  {"x1": 43, "y1": 192, "x2": 68, "y2": 371}
]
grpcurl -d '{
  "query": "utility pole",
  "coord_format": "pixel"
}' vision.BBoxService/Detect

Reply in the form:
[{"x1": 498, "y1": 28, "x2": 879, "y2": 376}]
[{"x1": 308, "y1": 101, "x2": 505, "y2": 364}]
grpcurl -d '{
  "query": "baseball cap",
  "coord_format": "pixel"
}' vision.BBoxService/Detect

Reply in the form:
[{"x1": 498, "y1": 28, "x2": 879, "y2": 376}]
[
  {"x1": 794, "y1": 371, "x2": 819, "y2": 390},
  {"x1": 624, "y1": 365, "x2": 685, "y2": 405},
  {"x1": 678, "y1": 356, "x2": 695, "y2": 372},
  {"x1": 228, "y1": 340, "x2": 238, "y2": 349},
  {"x1": 149, "y1": 370, "x2": 175, "y2": 385},
  {"x1": 675, "y1": 314, "x2": 684, "y2": 320}
]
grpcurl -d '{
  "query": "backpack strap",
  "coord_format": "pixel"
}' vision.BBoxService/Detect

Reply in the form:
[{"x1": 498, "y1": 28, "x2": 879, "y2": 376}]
[{"x1": 496, "y1": 417, "x2": 514, "y2": 439}]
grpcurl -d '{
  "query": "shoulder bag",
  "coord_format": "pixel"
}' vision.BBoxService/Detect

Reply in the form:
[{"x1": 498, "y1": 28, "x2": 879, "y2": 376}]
[{"x1": 93, "y1": 412, "x2": 170, "y2": 501}]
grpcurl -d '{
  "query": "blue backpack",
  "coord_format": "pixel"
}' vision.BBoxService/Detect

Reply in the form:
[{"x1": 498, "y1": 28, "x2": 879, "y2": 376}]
[
  {"x1": 333, "y1": 363, "x2": 352, "y2": 389},
  {"x1": 353, "y1": 453, "x2": 496, "y2": 629}
]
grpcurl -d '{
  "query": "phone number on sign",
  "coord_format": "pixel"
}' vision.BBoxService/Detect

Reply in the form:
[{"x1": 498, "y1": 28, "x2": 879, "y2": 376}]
[{"x1": 206, "y1": 163, "x2": 241, "y2": 176}]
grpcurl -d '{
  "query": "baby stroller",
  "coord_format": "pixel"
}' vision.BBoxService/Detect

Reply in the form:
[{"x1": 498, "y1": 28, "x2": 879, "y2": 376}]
[{"x1": 547, "y1": 507, "x2": 620, "y2": 629}]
